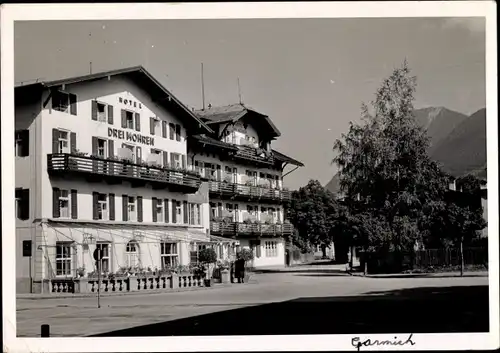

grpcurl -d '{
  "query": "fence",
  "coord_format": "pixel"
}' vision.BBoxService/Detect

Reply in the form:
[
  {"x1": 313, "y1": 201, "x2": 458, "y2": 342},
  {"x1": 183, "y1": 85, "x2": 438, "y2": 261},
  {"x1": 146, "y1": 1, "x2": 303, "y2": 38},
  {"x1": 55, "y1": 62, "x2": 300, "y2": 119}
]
[{"x1": 360, "y1": 247, "x2": 488, "y2": 274}]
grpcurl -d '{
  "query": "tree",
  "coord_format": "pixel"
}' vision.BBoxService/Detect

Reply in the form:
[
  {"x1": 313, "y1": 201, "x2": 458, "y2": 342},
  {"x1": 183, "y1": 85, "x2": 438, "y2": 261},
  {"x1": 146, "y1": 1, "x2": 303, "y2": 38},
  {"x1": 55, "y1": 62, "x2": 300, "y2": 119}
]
[
  {"x1": 288, "y1": 180, "x2": 339, "y2": 256},
  {"x1": 332, "y1": 61, "x2": 450, "y2": 265}
]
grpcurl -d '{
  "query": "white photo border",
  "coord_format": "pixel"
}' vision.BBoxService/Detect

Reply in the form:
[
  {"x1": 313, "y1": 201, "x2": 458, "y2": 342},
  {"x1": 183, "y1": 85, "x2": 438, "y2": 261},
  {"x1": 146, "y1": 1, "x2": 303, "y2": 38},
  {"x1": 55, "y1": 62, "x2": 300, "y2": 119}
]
[{"x1": 1, "y1": 1, "x2": 498, "y2": 352}]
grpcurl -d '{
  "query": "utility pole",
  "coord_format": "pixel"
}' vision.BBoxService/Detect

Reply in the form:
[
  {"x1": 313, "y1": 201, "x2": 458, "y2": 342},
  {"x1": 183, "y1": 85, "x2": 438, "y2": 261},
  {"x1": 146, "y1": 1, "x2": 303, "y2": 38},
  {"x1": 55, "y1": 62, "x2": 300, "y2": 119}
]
[
  {"x1": 201, "y1": 63, "x2": 206, "y2": 110},
  {"x1": 90, "y1": 62, "x2": 93, "y2": 75},
  {"x1": 237, "y1": 77, "x2": 242, "y2": 104}
]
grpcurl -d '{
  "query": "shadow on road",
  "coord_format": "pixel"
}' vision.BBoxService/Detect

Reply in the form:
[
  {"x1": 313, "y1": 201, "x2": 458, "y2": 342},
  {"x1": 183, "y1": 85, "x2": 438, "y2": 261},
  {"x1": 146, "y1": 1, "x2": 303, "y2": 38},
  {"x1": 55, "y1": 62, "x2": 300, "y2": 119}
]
[
  {"x1": 254, "y1": 268, "x2": 347, "y2": 275},
  {"x1": 91, "y1": 285, "x2": 489, "y2": 337}
]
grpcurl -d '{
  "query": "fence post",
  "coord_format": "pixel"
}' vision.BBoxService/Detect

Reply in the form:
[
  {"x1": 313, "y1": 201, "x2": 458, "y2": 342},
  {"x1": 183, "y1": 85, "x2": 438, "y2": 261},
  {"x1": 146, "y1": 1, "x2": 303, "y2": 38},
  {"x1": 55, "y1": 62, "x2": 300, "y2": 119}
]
[{"x1": 41, "y1": 324, "x2": 50, "y2": 337}]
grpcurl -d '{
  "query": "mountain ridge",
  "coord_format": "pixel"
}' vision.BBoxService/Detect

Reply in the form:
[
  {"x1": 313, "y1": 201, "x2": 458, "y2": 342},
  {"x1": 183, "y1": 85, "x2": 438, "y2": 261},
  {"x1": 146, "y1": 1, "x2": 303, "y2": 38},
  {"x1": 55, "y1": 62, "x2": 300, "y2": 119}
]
[{"x1": 325, "y1": 107, "x2": 487, "y2": 194}]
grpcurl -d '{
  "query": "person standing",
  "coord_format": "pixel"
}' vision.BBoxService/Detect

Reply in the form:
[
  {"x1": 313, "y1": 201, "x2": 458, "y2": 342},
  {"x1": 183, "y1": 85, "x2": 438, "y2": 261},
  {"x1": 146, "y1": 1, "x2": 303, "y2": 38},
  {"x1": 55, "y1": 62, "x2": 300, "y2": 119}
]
[{"x1": 234, "y1": 253, "x2": 246, "y2": 283}]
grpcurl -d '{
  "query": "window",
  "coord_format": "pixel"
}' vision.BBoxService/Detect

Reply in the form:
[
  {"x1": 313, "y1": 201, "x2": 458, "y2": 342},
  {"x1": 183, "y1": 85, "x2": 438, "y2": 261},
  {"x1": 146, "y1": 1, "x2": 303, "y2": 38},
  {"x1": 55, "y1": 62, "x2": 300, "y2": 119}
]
[
  {"x1": 265, "y1": 241, "x2": 278, "y2": 257},
  {"x1": 55, "y1": 242, "x2": 72, "y2": 276},
  {"x1": 155, "y1": 199, "x2": 164, "y2": 222},
  {"x1": 96, "y1": 243, "x2": 110, "y2": 272},
  {"x1": 128, "y1": 197, "x2": 136, "y2": 221},
  {"x1": 97, "y1": 193, "x2": 108, "y2": 220},
  {"x1": 172, "y1": 154, "x2": 181, "y2": 168},
  {"x1": 59, "y1": 190, "x2": 70, "y2": 218},
  {"x1": 126, "y1": 241, "x2": 139, "y2": 267},
  {"x1": 121, "y1": 143, "x2": 135, "y2": 162},
  {"x1": 247, "y1": 205, "x2": 256, "y2": 215},
  {"x1": 210, "y1": 202, "x2": 217, "y2": 219},
  {"x1": 15, "y1": 130, "x2": 29, "y2": 157},
  {"x1": 169, "y1": 123, "x2": 175, "y2": 140},
  {"x1": 97, "y1": 102, "x2": 107, "y2": 122},
  {"x1": 188, "y1": 203, "x2": 201, "y2": 225},
  {"x1": 53, "y1": 91, "x2": 69, "y2": 112},
  {"x1": 97, "y1": 139, "x2": 107, "y2": 158},
  {"x1": 15, "y1": 188, "x2": 29, "y2": 220},
  {"x1": 125, "y1": 111, "x2": 134, "y2": 129},
  {"x1": 175, "y1": 201, "x2": 182, "y2": 217},
  {"x1": 58, "y1": 130, "x2": 69, "y2": 153},
  {"x1": 151, "y1": 118, "x2": 161, "y2": 136},
  {"x1": 161, "y1": 243, "x2": 178, "y2": 268},
  {"x1": 194, "y1": 160, "x2": 205, "y2": 177}
]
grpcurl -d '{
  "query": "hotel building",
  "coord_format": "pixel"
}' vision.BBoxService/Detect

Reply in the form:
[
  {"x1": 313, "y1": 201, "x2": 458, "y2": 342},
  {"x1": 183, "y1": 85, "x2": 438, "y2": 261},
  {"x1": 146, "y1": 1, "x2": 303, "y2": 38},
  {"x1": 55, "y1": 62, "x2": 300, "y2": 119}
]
[
  {"x1": 189, "y1": 104, "x2": 304, "y2": 268},
  {"x1": 14, "y1": 66, "x2": 302, "y2": 294}
]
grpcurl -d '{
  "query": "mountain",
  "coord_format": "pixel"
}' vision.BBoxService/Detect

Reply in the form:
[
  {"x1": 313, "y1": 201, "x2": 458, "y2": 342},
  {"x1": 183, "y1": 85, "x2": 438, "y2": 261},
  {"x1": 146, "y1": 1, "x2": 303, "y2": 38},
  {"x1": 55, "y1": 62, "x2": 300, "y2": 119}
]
[
  {"x1": 431, "y1": 108, "x2": 487, "y2": 178},
  {"x1": 326, "y1": 107, "x2": 486, "y2": 194}
]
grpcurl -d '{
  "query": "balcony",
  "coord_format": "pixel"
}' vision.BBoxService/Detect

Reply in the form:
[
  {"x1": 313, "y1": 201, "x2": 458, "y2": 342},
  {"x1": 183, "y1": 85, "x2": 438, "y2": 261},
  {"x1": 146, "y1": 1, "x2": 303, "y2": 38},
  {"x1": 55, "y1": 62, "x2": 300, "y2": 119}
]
[
  {"x1": 210, "y1": 220, "x2": 294, "y2": 238},
  {"x1": 208, "y1": 181, "x2": 292, "y2": 203},
  {"x1": 47, "y1": 153, "x2": 201, "y2": 192},
  {"x1": 231, "y1": 145, "x2": 274, "y2": 166}
]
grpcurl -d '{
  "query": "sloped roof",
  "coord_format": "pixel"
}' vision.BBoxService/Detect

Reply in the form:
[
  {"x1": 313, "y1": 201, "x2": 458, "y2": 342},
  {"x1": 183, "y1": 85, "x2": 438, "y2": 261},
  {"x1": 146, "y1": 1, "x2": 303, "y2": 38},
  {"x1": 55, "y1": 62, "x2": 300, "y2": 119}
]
[
  {"x1": 272, "y1": 149, "x2": 304, "y2": 167},
  {"x1": 15, "y1": 66, "x2": 213, "y2": 134},
  {"x1": 190, "y1": 134, "x2": 239, "y2": 150},
  {"x1": 196, "y1": 103, "x2": 281, "y2": 138}
]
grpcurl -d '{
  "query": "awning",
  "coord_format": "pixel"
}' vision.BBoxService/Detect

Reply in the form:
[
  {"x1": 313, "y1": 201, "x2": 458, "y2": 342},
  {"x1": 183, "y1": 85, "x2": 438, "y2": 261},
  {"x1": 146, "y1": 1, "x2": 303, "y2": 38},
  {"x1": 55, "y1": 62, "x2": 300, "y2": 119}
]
[{"x1": 45, "y1": 219, "x2": 211, "y2": 243}]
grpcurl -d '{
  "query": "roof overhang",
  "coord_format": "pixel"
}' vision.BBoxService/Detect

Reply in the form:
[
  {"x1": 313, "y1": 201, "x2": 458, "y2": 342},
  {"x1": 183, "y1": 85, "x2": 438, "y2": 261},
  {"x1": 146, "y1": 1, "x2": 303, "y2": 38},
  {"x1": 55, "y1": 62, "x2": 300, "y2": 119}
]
[
  {"x1": 272, "y1": 149, "x2": 304, "y2": 167},
  {"x1": 15, "y1": 66, "x2": 214, "y2": 135}
]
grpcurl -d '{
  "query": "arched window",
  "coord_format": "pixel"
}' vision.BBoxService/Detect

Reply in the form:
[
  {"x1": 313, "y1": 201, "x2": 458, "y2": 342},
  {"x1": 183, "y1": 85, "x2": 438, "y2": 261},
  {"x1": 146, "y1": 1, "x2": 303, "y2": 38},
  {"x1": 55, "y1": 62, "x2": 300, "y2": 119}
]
[{"x1": 126, "y1": 240, "x2": 140, "y2": 268}]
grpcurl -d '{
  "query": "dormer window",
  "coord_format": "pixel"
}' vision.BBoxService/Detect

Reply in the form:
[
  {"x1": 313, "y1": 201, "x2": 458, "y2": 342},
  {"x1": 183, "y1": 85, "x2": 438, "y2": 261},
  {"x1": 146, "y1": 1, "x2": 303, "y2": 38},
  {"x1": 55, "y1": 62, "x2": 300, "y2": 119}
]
[{"x1": 53, "y1": 90, "x2": 77, "y2": 115}]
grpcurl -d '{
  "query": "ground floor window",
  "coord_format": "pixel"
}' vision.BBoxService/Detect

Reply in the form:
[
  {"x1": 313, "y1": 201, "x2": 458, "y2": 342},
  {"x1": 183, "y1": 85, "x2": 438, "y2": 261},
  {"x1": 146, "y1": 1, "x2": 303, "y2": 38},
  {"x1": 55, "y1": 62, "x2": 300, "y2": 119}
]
[
  {"x1": 161, "y1": 242, "x2": 178, "y2": 268},
  {"x1": 265, "y1": 241, "x2": 278, "y2": 257},
  {"x1": 96, "y1": 242, "x2": 110, "y2": 272},
  {"x1": 126, "y1": 240, "x2": 140, "y2": 268},
  {"x1": 55, "y1": 242, "x2": 73, "y2": 276}
]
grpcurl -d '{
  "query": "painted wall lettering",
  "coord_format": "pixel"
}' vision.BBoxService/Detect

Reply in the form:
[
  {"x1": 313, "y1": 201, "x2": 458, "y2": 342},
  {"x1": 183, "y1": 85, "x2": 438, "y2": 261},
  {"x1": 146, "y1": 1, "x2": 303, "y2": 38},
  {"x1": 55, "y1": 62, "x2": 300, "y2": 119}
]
[{"x1": 108, "y1": 128, "x2": 155, "y2": 146}]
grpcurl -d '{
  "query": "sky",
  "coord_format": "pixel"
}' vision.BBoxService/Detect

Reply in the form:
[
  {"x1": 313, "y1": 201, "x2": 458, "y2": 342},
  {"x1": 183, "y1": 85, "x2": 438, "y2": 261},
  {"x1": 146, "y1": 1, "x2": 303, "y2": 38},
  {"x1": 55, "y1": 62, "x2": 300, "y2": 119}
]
[{"x1": 14, "y1": 18, "x2": 486, "y2": 190}]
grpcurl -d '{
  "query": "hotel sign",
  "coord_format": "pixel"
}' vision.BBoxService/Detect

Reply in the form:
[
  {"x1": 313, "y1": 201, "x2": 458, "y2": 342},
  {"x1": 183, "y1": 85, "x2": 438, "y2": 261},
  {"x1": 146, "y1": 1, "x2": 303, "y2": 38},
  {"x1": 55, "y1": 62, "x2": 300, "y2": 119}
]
[{"x1": 108, "y1": 128, "x2": 155, "y2": 146}]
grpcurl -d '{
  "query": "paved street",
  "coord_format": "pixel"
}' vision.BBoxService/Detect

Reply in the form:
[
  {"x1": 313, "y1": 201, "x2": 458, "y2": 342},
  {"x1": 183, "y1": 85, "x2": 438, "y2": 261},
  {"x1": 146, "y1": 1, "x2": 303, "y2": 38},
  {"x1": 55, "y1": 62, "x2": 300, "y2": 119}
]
[{"x1": 17, "y1": 268, "x2": 489, "y2": 337}]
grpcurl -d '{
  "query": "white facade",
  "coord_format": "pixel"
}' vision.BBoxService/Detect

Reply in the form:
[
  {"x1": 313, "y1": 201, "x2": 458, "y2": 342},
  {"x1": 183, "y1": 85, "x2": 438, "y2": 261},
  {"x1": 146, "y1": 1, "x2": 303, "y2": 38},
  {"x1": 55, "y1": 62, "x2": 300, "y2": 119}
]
[{"x1": 15, "y1": 71, "x2": 214, "y2": 293}]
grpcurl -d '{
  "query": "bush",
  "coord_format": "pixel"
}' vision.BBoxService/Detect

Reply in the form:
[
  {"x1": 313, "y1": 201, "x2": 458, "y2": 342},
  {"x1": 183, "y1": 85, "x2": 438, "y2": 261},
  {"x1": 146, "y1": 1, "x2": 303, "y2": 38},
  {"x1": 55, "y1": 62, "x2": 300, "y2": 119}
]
[
  {"x1": 238, "y1": 248, "x2": 254, "y2": 262},
  {"x1": 198, "y1": 248, "x2": 217, "y2": 264}
]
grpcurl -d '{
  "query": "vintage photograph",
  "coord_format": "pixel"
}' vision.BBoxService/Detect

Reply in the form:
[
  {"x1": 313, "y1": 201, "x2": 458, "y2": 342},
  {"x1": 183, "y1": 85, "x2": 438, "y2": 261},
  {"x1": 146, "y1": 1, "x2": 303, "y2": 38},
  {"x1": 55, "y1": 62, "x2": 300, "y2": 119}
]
[{"x1": 2, "y1": 2, "x2": 497, "y2": 352}]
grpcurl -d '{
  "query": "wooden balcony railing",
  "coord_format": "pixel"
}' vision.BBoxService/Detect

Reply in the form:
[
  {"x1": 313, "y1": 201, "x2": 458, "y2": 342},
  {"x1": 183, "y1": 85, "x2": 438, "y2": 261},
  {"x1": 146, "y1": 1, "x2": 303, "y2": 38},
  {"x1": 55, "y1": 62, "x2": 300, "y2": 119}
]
[
  {"x1": 210, "y1": 221, "x2": 294, "y2": 237},
  {"x1": 208, "y1": 181, "x2": 292, "y2": 203},
  {"x1": 47, "y1": 153, "x2": 201, "y2": 191},
  {"x1": 231, "y1": 146, "x2": 274, "y2": 165}
]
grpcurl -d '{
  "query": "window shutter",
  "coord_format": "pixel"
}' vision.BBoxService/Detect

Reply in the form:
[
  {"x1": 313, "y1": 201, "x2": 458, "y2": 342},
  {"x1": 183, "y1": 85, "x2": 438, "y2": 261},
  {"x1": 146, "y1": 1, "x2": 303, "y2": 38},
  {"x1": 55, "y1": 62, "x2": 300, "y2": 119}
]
[
  {"x1": 170, "y1": 152, "x2": 175, "y2": 167},
  {"x1": 183, "y1": 201, "x2": 188, "y2": 224},
  {"x1": 52, "y1": 188, "x2": 60, "y2": 218},
  {"x1": 108, "y1": 139, "x2": 114, "y2": 158},
  {"x1": 164, "y1": 199, "x2": 169, "y2": 223},
  {"x1": 235, "y1": 204, "x2": 239, "y2": 222},
  {"x1": 136, "y1": 146, "x2": 142, "y2": 163},
  {"x1": 172, "y1": 199, "x2": 177, "y2": 223},
  {"x1": 217, "y1": 165, "x2": 222, "y2": 181},
  {"x1": 92, "y1": 136, "x2": 98, "y2": 156},
  {"x1": 52, "y1": 129, "x2": 59, "y2": 153},
  {"x1": 135, "y1": 113, "x2": 141, "y2": 131},
  {"x1": 218, "y1": 203, "x2": 223, "y2": 217},
  {"x1": 137, "y1": 196, "x2": 143, "y2": 222},
  {"x1": 169, "y1": 123, "x2": 175, "y2": 140},
  {"x1": 150, "y1": 117, "x2": 155, "y2": 135},
  {"x1": 107, "y1": 105, "x2": 114, "y2": 125},
  {"x1": 71, "y1": 189, "x2": 78, "y2": 219},
  {"x1": 181, "y1": 155, "x2": 186, "y2": 169},
  {"x1": 92, "y1": 192, "x2": 99, "y2": 220},
  {"x1": 121, "y1": 109, "x2": 127, "y2": 128},
  {"x1": 109, "y1": 193, "x2": 115, "y2": 221},
  {"x1": 152, "y1": 198, "x2": 157, "y2": 222},
  {"x1": 162, "y1": 151, "x2": 168, "y2": 168},
  {"x1": 21, "y1": 130, "x2": 30, "y2": 157},
  {"x1": 256, "y1": 244, "x2": 262, "y2": 258},
  {"x1": 91, "y1": 100, "x2": 98, "y2": 121},
  {"x1": 162, "y1": 121, "x2": 167, "y2": 138},
  {"x1": 69, "y1": 94, "x2": 77, "y2": 115},
  {"x1": 70, "y1": 132, "x2": 77, "y2": 154},
  {"x1": 175, "y1": 124, "x2": 181, "y2": 141},
  {"x1": 122, "y1": 194, "x2": 128, "y2": 221}
]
